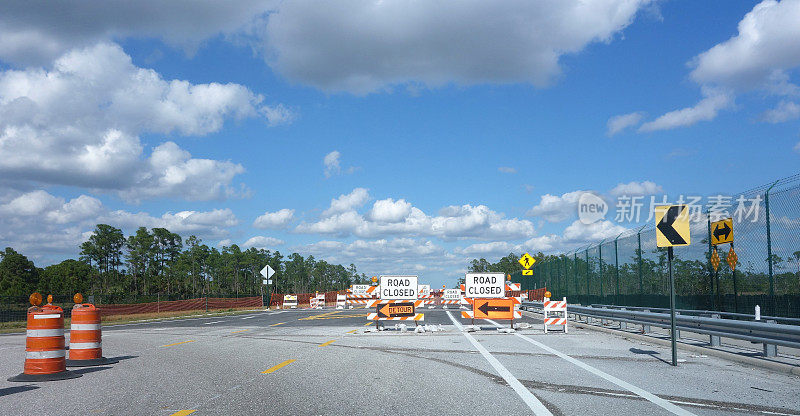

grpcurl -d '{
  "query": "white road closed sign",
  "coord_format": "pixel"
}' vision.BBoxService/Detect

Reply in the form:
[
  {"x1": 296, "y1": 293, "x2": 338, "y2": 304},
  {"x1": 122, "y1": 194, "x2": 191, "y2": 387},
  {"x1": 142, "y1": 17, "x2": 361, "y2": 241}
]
[
  {"x1": 464, "y1": 272, "x2": 505, "y2": 298},
  {"x1": 443, "y1": 289, "x2": 461, "y2": 300},
  {"x1": 380, "y1": 275, "x2": 418, "y2": 300},
  {"x1": 352, "y1": 284, "x2": 369, "y2": 295}
]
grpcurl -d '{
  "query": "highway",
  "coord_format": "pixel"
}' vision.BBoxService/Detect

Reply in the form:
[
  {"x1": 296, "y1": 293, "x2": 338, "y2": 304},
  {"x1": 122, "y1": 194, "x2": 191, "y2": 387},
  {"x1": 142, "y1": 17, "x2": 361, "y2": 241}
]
[{"x1": 1, "y1": 308, "x2": 799, "y2": 416}]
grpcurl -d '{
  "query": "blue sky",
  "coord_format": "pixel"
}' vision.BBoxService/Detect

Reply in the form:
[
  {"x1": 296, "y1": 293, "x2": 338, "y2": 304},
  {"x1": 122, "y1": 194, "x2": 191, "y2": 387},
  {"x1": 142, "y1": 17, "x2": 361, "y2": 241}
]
[{"x1": 0, "y1": 0, "x2": 798, "y2": 288}]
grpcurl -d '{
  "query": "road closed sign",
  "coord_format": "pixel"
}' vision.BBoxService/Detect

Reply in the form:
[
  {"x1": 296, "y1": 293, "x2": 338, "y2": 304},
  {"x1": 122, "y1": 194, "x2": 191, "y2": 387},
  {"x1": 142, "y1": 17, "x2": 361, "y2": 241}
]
[
  {"x1": 443, "y1": 289, "x2": 461, "y2": 300},
  {"x1": 379, "y1": 275, "x2": 418, "y2": 300},
  {"x1": 464, "y1": 272, "x2": 505, "y2": 298},
  {"x1": 352, "y1": 284, "x2": 370, "y2": 295}
]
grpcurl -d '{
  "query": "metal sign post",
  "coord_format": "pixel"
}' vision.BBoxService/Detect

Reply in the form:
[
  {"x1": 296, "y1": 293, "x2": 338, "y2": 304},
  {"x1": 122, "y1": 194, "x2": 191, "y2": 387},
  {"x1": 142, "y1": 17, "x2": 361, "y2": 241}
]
[
  {"x1": 668, "y1": 246, "x2": 677, "y2": 367},
  {"x1": 655, "y1": 204, "x2": 691, "y2": 367}
]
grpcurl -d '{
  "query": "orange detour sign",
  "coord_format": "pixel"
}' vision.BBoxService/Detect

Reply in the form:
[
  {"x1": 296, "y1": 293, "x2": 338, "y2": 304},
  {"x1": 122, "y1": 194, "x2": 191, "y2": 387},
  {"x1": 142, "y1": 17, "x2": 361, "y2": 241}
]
[
  {"x1": 472, "y1": 298, "x2": 516, "y2": 320},
  {"x1": 66, "y1": 302, "x2": 118, "y2": 367},
  {"x1": 377, "y1": 302, "x2": 415, "y2": 318},
  {"x1": 8, "y1": 301, "x2": 82, "y2": 382}
]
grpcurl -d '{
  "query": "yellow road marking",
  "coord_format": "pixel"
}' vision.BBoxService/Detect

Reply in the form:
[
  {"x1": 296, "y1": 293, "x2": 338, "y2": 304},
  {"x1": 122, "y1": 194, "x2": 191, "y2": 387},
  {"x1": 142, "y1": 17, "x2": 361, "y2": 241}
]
[
  {"x1": 319, "y1": 340, "x2": 336, "y2": 347},
  {"x1": 346, "y1": 329, "x2": 357, "y2": 334},
  {"x1": 262, "y1": 359, "x2": 296, "y2": 374},
  {"x1": 270, "y1": 322, "x2": 285, "y2": 327},
  {"x1": 231, "y1": 329, "x2": 249, "y2": 334},
  {"x1": 161, "y1": 340, "x2": 195, "y2": 348},
  {"x1": 170, "y1": 410, "x2": 196, "y2": 416},
  {"x1": 364, "y1": 322, "x2": 372, "y2": 326},
  {"x1": 298, "y1": 311, "x2": 341, "y2": 320}
]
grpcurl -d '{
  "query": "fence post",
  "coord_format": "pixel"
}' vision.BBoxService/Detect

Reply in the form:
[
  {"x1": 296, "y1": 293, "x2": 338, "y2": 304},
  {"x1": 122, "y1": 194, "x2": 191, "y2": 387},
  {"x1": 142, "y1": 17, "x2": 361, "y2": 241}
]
[
  {"x1": 585, "y1": 248, "x2": 590, "y2": 302},
  {"x1": 598, "y1": 241, "x2": 604, "y2": 303},
  {"x1": 557, "y1": 256, "x2": 562, "y2": 298},
  {"x1": 615, "y1": 234, "x2": 621, "y2": 306},
  {"x1": 637, "y1": 228, "x2": 643, "y2": 306},
  {"x1": 765, "y1": 181, "x2": 778, "y2": 316},
  {"x1": 563, "y1": 255, "x2": 568, "y2": 297},
  {"x1": 574, "y1": 252, "x2": 579, "y2": 299}
]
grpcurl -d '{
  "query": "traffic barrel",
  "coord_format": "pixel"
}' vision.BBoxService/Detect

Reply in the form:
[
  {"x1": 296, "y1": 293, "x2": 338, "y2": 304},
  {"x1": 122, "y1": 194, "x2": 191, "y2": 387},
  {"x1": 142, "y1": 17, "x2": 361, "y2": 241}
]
[
  {"x1": 66, "y1": 293, "x2": 117, "y2": 367},
  {"x1": 8, "y1": 293, "x2": 82, "y2": 382}
]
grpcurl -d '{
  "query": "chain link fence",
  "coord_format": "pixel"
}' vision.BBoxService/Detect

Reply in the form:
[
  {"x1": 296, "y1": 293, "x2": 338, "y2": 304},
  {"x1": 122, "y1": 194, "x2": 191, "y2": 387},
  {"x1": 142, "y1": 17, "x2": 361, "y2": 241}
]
[{"x1": 529, "y1": 174, "x2": 800, "y2": 318}]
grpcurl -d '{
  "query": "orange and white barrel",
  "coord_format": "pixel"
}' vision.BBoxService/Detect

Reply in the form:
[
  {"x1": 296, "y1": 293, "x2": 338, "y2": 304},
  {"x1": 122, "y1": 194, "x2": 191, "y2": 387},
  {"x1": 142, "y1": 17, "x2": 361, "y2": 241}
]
[{"x1": 8, "y1": 302, "x2": 81, "y2": 382}]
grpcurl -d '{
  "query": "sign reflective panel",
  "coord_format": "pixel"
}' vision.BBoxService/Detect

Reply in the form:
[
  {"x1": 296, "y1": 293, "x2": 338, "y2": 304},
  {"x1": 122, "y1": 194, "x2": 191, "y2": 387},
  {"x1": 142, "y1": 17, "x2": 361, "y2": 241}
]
[
  {"x1": 473, "y1": 298, "x2": 515, "y2": 320},
  {"x1": 352, "y1": 284, "x2": 370, "y2": 295},
  {"x1": 418, "y1": 284, "x2": 430, "y2": 297},
  {"x1": 379, "y1": 275, "x2": 418, "y2": 300},
  {"x1": 443, "y1": 289, "x2": 461, "y2": 300},
  {"x1": 377, "y1": 302, "x2": 415, "y2": 318},
  {"x1": 710, "y1": 218, "x2": 733, "y2": 245},
  {"x1": 464, "y1": 272, "x2": 505, "y2": 298}
]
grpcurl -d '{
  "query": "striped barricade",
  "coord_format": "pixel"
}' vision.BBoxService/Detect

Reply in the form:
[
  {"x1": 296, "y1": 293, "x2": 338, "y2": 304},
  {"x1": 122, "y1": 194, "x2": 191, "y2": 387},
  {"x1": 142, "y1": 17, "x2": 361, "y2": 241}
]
[
  {"x1": 336, "y1": 294, "x2": 347, "y2": 309},
  {"x1": 543, "y1": 298, "x2": 568, "y2": 333},
  {"x1": 283, "y1": 295, "x2": 298, "y2": 309},
  {"x1": 461, "y1": 309, "x2": 522, "y2": 319},
  {"x1": 310, "y1": 295, "x2": 325, "y2": 309}
]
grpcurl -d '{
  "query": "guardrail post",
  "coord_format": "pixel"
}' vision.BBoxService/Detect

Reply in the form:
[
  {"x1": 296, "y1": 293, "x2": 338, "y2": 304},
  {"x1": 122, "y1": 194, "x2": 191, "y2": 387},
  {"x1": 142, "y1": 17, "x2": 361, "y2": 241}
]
[
  {"x1": 763, "y1": 319, "x2": 778, "y2": 357},
  {"x1": 642, "y1": 309, "x2": 650, "y2": 333},
  {"x1": 675, "y1": 311, "x2": 681, "y2": 339},
  {"x1": 709, "y1": 313, "x2": 721, "y2": 346},
  {"x1": 620, "y1": 308, "x2": 627, "y2": 331}
]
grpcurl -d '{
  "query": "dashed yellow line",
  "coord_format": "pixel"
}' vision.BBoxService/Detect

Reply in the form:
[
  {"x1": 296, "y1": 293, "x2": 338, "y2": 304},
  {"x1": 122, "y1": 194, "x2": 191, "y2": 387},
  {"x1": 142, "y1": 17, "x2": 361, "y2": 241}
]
[
  {"x1": 346, "y1": 329, "x2": 357, "y2": 334},
  {"x1": 161, "y1": 340, "x2": 195, "y2": 348},
  {"x1": 364, "y1": 322, "x2": 372, "y2": 326},
  {"x1": 319, "y1": 339, "x2": 336, "y2": 347},
  {"x1": 231, "y1": 329, "x2": 250, "y2": 334},
  {"x1": 262, "y1": 359, "x2": 296, "y2": 374},
  {"x1": 170, "y1": 410, "x2": 196, "y2": 416},
  {"x1": 270, "y1": 322, "x2": 285, "y2": 327}
]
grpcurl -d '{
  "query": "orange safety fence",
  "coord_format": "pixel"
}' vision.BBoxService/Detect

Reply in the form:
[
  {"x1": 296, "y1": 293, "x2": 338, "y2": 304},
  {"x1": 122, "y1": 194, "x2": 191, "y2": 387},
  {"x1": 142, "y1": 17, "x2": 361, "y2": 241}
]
[
  {"x1": 527, "y1": 288, "x2": 548, "y2": 301},
  {"x1": 97, "y1": 296, "x2": 262, "y2": 317}
]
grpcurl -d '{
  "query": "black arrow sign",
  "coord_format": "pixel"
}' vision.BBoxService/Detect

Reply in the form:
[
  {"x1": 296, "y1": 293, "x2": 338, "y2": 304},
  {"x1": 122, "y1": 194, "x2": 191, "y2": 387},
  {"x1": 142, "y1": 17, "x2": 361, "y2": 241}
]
[
  {"x1": 478, "y1": 302, "x2": 511, "y2": 315},
  {"x1": 713, "y1": 222, "x2": 731, "y2": 242},
  {"x1": 657, "y1": 205, "x2": 687, "y2": 245}
]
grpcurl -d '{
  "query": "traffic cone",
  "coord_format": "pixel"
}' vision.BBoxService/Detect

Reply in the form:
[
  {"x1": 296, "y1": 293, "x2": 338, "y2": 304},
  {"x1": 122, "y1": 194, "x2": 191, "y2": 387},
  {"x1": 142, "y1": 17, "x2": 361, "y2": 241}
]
[
  {"x1": 66, "y1": 293, "x2": 117, "y2": 367},
  {"x1": 8, "y1": 293, "x2": 81, "y2": 382}
]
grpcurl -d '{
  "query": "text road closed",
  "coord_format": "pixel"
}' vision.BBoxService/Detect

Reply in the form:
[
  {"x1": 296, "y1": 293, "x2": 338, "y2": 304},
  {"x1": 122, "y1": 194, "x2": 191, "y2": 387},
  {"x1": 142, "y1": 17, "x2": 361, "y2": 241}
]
[{"x1": 464, "y1": 273, "x2": 505, "y2": 298}]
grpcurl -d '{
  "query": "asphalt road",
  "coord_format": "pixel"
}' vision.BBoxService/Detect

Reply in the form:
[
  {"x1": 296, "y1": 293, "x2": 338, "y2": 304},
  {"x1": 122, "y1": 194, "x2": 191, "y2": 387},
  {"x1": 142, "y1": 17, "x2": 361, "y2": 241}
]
[{"x1": 1, "y1": 307, "x2": 799, "y2": 415}]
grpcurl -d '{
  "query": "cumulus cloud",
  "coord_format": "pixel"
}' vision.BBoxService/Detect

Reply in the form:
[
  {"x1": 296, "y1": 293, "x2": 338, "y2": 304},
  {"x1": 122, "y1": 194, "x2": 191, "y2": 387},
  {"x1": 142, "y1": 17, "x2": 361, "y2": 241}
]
[
  {"x1": 0, "y1": 42, "x2": 286, "y2": 200},
  {"x1": 242, "y1": 236, "x2": 285, "y2": 249},
  {"x1": 498, "y1": 167, "x2": 517, "y2": 174},
  {"x1": 636, "y1": 0, "x2": 800, "y2": 131},
  {"x1": 761, "y1": 101, "x2": 800, "y2": 123},
  {"x1": 606, "y1": 112, "x2": 643, "y2": 136},
  {"x1": 609, "y1": 181, "x2": 663, "y2": 196},
  {"x1": 638, "y1": 88, "x2": 733, "y2": 132},
  {"x1": 526, "y1": 191, "x2": 585, "y2": 223},
  {"x1": 322, "y1": 188, "x2": 370, "y2": 216},
  {"x1": 253, "y1": 208, "x2": 295, "y2": 229},
  {"x1": 0, "y1": 189, "x2": 239, "y2": 259},
  {"x1": 298, "y1": 193, "x2": 536, "y2": 240},
  {"x1": 262, "y1": 0, "x2": 652, "y2": 94}
]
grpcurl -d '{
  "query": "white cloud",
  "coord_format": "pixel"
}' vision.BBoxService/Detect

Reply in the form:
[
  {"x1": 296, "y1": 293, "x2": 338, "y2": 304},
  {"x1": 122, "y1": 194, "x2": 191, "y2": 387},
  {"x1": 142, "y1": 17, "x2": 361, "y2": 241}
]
[
  {"x1": 0, "y1": 1, "x2": 274, "y2": 66},
  {"x1": 298, "y1": 196, "x2": 536, "y2": 240},
  {"x1": 638, "y1": 88, "x2": 733, "y2": 132},
  {"x1": 761, "y1": 101, "x2": 800, "y2": 123},
  {"x1": 794, "y1": 142, "x2": 800, "y2": 154},
  {"x1": 262, "y1": 0, "x2": 652, "y2": 94},
  {"x1": 100, "y1": 208, "x2": 238, "y2": 238},
  {"x1": 323, "y1": 151, "x2": 342, "y2": 178},
  {"x1": 526, "y1": 191, "x2": 585, "y2": 223},
  {"x1": 242, "y1": 236, "x2": 285, "y2": 249},
  {"x1": 606, "y1": 112, "x2": 643, "y2": 136},
  {"x1": 322, "y1": 188, "x2": 370, "y2": 216},
  {"x1": 367, "y1": 198, "x2": 412, "y2": 223},
  {"x1": 609, "y1": 181, "x2": 663, "y2": 196},
  {"x1": 0, "y1": 42, "x2": 285, "y2": 200},
  {"x1": 689, "y1": 0, "x2": 800, "y2": 92},
  {"x1": 562, "y1": 219, "x2": 627, "y2": 242},
  {"x1": 498, "y1": 166, "x2": 517, "y2": 174},
  {"x1": 253, "y1": 208, "x2": 295, "y2": 229}
]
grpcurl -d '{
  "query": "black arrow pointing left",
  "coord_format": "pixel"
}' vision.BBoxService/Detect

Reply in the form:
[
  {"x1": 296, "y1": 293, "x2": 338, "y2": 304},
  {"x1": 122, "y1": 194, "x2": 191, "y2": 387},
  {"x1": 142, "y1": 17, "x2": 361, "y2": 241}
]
[
  {"x1": 478, "y1": 302, "x2": 511, "y2": 315},
  {"x1": 657, "y1": 205, "x2": 687, "y2": 245}
]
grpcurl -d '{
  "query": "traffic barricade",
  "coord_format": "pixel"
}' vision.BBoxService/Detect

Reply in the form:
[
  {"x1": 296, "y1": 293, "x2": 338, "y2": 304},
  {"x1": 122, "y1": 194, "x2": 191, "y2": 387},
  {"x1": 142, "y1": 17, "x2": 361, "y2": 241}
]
[
  {"x1": 67, "y1": 293, "x2": 118, "y2": 367},
  {"x1": 366, "y1": 299, "x2": 424, "y2": 324},
  {"x1": 8, "y1": 294, "x2": 82, "y2": 382},
  {"x1": 283, "y1": 294, "x2": 298, "y2": 309},
  {"x1": 543, "y1": 296, "x2": 568, "y2": 333}
]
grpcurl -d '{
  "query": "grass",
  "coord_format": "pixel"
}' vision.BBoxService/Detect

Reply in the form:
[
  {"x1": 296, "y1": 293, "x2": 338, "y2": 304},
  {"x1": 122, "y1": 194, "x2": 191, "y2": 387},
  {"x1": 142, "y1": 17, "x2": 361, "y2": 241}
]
[{"x1": 0, "y1": 307, "x2": 268, "y2": 334}]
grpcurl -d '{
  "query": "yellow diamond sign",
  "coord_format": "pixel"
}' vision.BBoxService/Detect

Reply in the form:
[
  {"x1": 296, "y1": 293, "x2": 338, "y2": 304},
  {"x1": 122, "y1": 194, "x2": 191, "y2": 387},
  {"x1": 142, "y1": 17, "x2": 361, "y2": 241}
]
[{"x1": 519, "y1": 253, "x2": 535, "y2": 269}]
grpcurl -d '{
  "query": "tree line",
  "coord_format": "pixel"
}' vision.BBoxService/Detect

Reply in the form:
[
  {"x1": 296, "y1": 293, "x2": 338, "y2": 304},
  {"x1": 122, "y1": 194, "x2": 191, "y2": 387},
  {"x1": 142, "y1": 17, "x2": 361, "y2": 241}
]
[{"x1": 0, "y1": 224, "x2": 371, "y2": 301}]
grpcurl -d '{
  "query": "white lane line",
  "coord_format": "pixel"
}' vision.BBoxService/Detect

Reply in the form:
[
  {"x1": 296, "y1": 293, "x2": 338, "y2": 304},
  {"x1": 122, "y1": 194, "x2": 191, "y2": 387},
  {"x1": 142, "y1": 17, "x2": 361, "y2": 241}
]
[
  {"x1": 484, "y1": 319, "x2": 696, "y2": 416},
  {"x1": 204, "y1": 321, "x2": 224, "y2": 325},
  {"x1": 446, "y1": 311, "x2": 553, "y2": 416},
  {"x1": 241, "y1": 316, "x2": 256, "y2": 319}
]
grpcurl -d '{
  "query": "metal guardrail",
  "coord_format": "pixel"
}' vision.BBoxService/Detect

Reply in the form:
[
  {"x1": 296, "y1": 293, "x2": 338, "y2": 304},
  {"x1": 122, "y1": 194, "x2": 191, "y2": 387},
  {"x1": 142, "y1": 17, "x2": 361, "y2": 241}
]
[
  {"x1": 522, "y1": 301, "x2": 800, "y2": 356},
  {"x1": 588, "y1": 303, "x2": 800, "y2": 326}
]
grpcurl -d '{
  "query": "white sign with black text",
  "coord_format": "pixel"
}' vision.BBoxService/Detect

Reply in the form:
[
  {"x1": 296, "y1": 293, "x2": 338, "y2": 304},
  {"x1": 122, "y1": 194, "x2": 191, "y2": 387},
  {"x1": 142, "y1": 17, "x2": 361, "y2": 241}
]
[
  {"x1": 464, "y1": 272, "x2": 505, "y2": 298},
  {"x1": 443, "y1": 289, "x2": 461, "y2": 300},
  {"x1": 379, "y1": 275, "x2": 418, "y2": 300}
]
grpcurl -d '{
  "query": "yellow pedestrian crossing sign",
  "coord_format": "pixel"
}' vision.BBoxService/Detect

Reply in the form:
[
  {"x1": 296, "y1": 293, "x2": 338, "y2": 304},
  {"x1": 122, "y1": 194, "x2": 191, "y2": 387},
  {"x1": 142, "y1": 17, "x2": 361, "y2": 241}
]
[
  {"x1": 655, "y1": 205, "x2": 691, "y2": 247},
  {"x1": 522, "y1": 270, "x2": 533, "y2": 276},
  {"x1": 519, "y1": 253, "x2": 535, "y2": 269}
]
